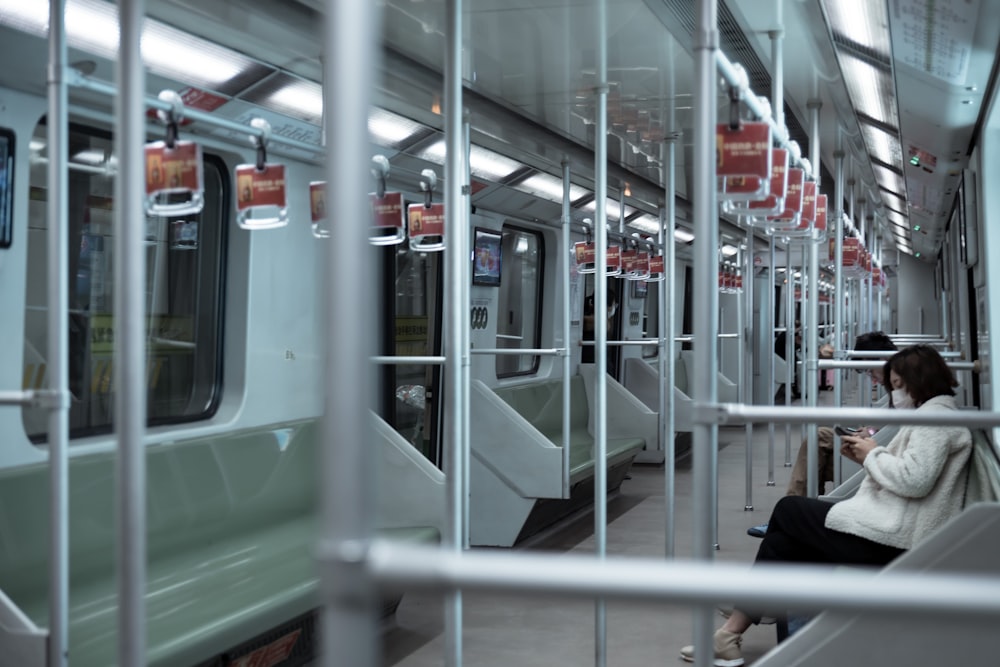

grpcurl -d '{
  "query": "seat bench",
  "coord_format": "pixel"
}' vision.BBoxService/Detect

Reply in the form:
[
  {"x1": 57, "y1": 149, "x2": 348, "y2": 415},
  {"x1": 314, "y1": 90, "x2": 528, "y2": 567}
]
[
  {"x1": 0, "y1": 421, "x2": 439, "y2": 667},
  {"x1": 493, "y1": 375, "x2": 644, "y2": 484}
]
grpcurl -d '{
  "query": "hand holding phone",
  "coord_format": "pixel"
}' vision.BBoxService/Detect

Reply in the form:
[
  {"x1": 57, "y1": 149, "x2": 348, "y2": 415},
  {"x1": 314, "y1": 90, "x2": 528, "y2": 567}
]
[{"x1": 834, "y1": 425, "x2": 859, "y2": 437}]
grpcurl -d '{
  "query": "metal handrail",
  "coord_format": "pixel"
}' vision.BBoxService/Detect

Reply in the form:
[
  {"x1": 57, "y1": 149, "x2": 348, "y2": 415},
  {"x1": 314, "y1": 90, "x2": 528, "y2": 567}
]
[
  {"x1": 469, "y1": 348, "x2": 564, "y2": 356},
  {"x1": 366, "y1": 540, "x2": 1000, "y2": 617},
  {"x1": 708, "y1": 404, "x2": 1000, "y2": 427},
  {"x1": 371, "y1": 356, "x2": 446, "y2": 365},
  {"x1": 817, "y1": 359, "x2": 978, "y2": 372}
]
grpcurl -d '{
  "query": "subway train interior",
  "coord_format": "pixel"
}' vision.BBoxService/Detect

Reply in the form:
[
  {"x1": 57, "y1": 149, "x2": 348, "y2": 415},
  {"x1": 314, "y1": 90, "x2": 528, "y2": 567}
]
[{"x1": 2, "y1": 0, "x2": 1000, "y2": 666}]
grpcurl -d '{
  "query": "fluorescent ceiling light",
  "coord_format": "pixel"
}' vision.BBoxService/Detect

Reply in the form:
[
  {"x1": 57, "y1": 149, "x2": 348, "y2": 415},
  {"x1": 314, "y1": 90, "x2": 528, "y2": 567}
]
[
  {"x1": 860, "y1": 122, "x2": 902, "y2": 167},
  {"x1": 265, "y1": 79, "x2": 322, "y2": 121},
  {"x1": 29, "y1": 138, "x2": 46, "y2": 152},
  {"x1": 886, "y1": 210, "x2": 908, "y2": 227},
  {"x1": 721, "y1": 244, "x2": 739, "y2": 257},
  {"x1": 0, "y1": 0, "x2": 254, "y2": 89},
  {"x1": 627, "y1": 214, "x2": 661, "y2": 235},
  {"x1": 369, "y1": 108, "x2": 426, "y2": 149},
  {"x1": 417, "y1": 139, "x2": 524, "y2": 181},
  {"x1": 674, "y1": 227, "x2": 695, "y2": 243},
  {"x1": 880, "y1": 189, "x2": 907, "y2": 210},
  {"x1": 823, "y1": 0, "x2": 891, "y2": 59},
  {"x1": 872, "y1": 163, "x2": 906, "y2": 194},
  {"x1": 839, "y1": 52, "x2": 896, "y2": 126},
  {"x1": 513, "y1": 173, "x2": 590, "y2": 203},
  {"x1": 71, "y1": 148, "x2": 108, "y2": 165},
  {"x1": 582, "y1": 198, "x2": 637, "y2": 221}
]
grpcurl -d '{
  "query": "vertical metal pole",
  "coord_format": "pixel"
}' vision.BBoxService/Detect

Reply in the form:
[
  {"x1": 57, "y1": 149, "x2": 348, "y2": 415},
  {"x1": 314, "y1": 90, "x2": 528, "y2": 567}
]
[
  {"x1": 462, "y1": 115, "x2": 472, "y2": 548},
  {"x1": 46, "y1": 2, "x2": 70, "y2": 665},
  {"x1": 768, "y1": 12, "x2": 783, "y2": 482},
  {"x1": 444, "y1": 1, "x2": 467, "y2": 664},
  {"x1": 833, "y1": 143, "x2": 845, "y2": 487},
  {"x1": 115, "y1": 1, "x2": 147, "y2": 665},
  {"x1": 743, "y1": 237, "x2": 754, "y2": 511},
  {"x1": 766, "y1": 235, "x2": 776, "y2": 485},
  {"x1": 561, "y1": 161, "x2": 572, "y2": 498},
  {"x1": 594, "y1": 0, "x2": 609, "y2": 663},
  {"x1": 693, "y1": 0, "x2": 719, "y2": 663},
  {"x1": 321, "y1": 1, "x2": 380, "y2": 666},
  {"x1": 784, "y1": 245, "x2": 793, "y2": 466},
  {"x1": 805, "y1": 100, "x2": 820, "y2": 498},
  {"x1": 664, "y1": 100, "x2": 678, "y2": 558}
]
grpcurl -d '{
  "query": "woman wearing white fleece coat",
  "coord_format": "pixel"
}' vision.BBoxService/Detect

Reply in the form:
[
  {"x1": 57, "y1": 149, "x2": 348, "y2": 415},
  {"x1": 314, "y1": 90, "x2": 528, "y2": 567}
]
[
  {"x1": 682, "y1": 345, "x2": 972, "y2": 667},
  {"x1": 825, "y1": 393, "x2": 972, "y2": 549}
]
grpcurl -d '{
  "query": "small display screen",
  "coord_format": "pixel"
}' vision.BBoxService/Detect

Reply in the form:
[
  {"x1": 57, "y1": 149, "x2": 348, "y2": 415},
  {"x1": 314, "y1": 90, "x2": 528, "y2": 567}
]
[
  {"x1": 632, "y1": 280, "x2": 648, "y2": 299},
  {"x1": 0, "y1": 129, "x2": 13, "y2": 248},
  {"x1": 472, "y1": 227, "x2": 502, "y2": 286}
]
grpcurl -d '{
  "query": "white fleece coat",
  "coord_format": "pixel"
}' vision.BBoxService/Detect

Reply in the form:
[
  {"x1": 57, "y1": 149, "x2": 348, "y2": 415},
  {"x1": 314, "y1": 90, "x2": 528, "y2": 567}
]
[{"x1": 825, "y1": 395, "x2": 972, "y2": 550}]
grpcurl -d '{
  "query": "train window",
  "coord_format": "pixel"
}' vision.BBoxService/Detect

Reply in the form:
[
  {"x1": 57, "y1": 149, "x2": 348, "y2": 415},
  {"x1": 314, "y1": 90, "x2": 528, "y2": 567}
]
[
  {"x1": 21, "y1": 123, "x2": 226, "y2": 440},
  {"x1": 0, "y1": 128, "x2": 13, "y2": 248},
  {"x1": 495, "y1": 226, "x2": 543, "y2": 377},
  {"x1": 641, "y1": 281, "x2": 658, "y2": 358}
]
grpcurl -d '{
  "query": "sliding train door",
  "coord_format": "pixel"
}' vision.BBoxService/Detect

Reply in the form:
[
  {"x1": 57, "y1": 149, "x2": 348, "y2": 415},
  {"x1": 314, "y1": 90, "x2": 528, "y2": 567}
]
[{"x1": 380, "y1": 245, "x2": 444, "y2": 469}]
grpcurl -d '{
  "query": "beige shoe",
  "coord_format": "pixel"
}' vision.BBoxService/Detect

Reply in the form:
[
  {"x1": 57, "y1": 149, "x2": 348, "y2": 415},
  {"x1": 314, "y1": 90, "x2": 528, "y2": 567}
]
[{"x1": 679, "y1": 629, "x2": 744, "y2": 667}]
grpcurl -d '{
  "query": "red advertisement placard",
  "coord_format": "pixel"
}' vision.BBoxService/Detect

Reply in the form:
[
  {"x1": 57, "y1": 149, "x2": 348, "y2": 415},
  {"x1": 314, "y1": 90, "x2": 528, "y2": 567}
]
[
  {"x1": 797, "y1": 181, "x2": 817, "y2": 228},
  {"x1": 843, "y1": 237, "x2": 860, "y2": 266},
  {"x1": 749, "y1": 148, "x2": 789, "y2": 210},
  {"x1": 574, "y1": 242, "x2": 595, "y2": 267},
  {"x1": 371, "y1": 192, "x2": 404, "y2": 229},
  {"x1": 310, "y1": 181, "x2": 327, "y2": 223},
  {"x1": 408, "y1": 202, "x2": 445, "y2": 237},
  {"x1": 635, "y1": 251, "x2": 650, "y2": 274},
  {"x1": 648, "y1": 255, "x2": 665, "y2": 274},
  {"x1": 768, "y1": 168, "x2": 803, "y2": 221},
  {"x1": 815, "y1": 194, "x2": 827, "y2": 231},
  {"x1": 621, "y1": 249, "x2": 638, "y2": 274},
  {"x1": 606, "y1": 245, "x2": 622, "y2": 273},
  {"x1": 235, "y1": 164, "x2": 286, "y2": 211},
  {"x1": 716, "y1": 122, "x2": 772, "y2": 179},
  {"x1": 145, "y1": 141, "x2": 201, "y2": 195}
]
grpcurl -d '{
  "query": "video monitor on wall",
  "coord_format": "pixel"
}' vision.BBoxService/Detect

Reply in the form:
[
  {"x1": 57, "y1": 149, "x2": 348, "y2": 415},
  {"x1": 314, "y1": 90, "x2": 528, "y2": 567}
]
[
  {"x1": 472, "y1": 227, "x2": 502, "y2": 286},
  {"x1": 0, "y1": 128, "x2": 13, "y2": 249}
]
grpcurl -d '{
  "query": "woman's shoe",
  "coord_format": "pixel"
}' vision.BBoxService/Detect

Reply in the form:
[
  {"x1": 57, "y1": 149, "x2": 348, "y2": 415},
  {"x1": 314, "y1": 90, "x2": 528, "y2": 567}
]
[
  {"x1": 680, "y1": 629, "x2": 744, "y2": 666},
  {"x1": 746, "y1": 522, "x2": 768, "y2": 538}
]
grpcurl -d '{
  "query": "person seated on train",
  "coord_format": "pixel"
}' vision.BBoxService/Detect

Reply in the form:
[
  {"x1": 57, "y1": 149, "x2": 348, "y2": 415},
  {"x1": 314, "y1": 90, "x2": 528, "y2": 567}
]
[
  {"x1": 773, "y1": 323, "x2": 802, "y2": 400},
  {"x1": 581, "y1": 287, "x2": 618, "y2": 364},
  {"x1": 747, "y1": 331, "x2": 899, "y2": 538},
  {"x1": 684, "y1": 345, "x2": 971, "y2": 667}
]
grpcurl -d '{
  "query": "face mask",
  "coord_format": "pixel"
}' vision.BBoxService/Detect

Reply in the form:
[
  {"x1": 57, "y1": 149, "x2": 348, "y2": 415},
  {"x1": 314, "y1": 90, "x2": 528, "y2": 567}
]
[{"x1": 891, "y1": 388, "x2": 914, "y2": 409}]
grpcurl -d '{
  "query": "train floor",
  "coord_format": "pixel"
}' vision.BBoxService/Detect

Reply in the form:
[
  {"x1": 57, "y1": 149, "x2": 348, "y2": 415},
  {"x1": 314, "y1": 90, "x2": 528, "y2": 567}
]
[{"x1": 379, "y1": 388, "x2": 849, "y2": 666}]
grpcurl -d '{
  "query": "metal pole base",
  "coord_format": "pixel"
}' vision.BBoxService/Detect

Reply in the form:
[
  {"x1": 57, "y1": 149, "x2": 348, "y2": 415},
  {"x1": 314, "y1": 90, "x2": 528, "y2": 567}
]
[
  {"x1": 714, "y1": 543, "x2": 721, "y2": 551},
  {"x1": 784, "y1": 462, "x2": 792, "y2": 467},
  {"x1": 744, "y1": 505, "x2": 754, "y2": 511},
  {"x1": 766, "y1": 481, "x2": 776, "y2": 487}
]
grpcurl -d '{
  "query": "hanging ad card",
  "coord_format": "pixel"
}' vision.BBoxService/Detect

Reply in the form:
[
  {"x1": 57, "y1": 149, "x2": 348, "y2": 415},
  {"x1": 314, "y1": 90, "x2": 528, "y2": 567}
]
[
  {"x1": 145, "y1": 140, "x2": 204, "y2": 217},
  {"x1": 408, "y1": 202, "x2": 446, "y2": 252},
  {"x1": 716, "y1": 122, "x2": 772, "y2": 179},
  {"x1": 369, "y1": 191, "x2": 405, "y2": 245},
  {"x1": 235, "y1": 163, "x2": 288, "y2": 229}
]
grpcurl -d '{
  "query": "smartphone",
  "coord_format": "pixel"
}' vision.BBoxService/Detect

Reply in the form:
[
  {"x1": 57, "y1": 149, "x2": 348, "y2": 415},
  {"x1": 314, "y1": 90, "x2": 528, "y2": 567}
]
[{"x1": 834, "y1": 425, "x2": 859, "y2": 437}]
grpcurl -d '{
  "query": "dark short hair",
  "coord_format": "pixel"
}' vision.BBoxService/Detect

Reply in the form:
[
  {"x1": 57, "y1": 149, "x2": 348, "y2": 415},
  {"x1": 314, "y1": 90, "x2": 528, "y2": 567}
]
[
  {"x1": 854, "y1": 331, "x2": 897, "y2": 353},
  {"x1": 882, "y1": 345, "x2": 957, "y2": 407}
]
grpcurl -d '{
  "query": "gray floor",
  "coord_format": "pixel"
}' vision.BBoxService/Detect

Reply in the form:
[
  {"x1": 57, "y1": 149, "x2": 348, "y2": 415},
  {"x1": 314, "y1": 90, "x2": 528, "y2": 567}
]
[{"x1": 381, "y1": 393, "x2": 845, "y2": 666}]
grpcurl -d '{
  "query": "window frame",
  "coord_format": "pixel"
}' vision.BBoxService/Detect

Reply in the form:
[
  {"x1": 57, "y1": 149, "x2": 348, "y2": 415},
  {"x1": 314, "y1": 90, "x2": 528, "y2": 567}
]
[
  {"x1": 495, "y1": 224, "x2": 544, "y2": 379},
  {"x1": 24, "y1": 121, "x2": 228, "y2": 442}
]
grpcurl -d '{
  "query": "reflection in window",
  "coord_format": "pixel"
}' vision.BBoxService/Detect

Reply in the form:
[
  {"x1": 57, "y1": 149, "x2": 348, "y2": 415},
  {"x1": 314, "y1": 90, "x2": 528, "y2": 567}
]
[
  {"x1": 642, "y1": 281, "x2": 659, "y2": 358},
  {"x1": 22, "y1": 123, "x2": 226, "y2": 439},
  {"x1": 496, "y1": 226, "x2": 543, "y2": 377}
]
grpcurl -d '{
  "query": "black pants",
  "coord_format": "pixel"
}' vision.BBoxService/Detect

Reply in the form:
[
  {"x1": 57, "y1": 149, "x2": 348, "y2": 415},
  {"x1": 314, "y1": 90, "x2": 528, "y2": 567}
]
[{"x1": 740, "y1": 496, "x2": 905, "y2": 624}]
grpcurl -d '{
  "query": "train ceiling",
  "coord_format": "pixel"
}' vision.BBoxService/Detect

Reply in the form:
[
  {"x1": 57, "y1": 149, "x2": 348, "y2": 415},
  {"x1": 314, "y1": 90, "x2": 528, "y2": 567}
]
[{"x1": 2, "y1": 0, "x2": 998, "y2": 267}]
